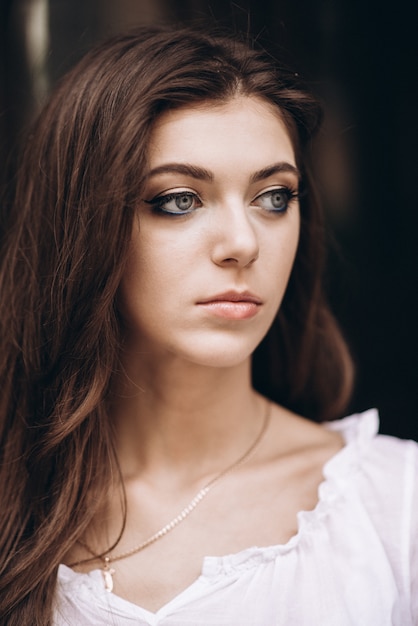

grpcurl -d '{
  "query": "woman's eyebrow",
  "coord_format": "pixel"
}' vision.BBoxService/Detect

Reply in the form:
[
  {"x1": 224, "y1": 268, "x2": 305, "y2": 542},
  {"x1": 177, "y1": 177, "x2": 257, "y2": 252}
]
[
  {"x1": 144, "y1": 161, "x2": 300, "y2": 183},
  {"x1": 250, "y1": 162, "x2": 301, "y2": 183},
  {"x1": 145, "y1": 163, "x2": 214, "y2": 181}
]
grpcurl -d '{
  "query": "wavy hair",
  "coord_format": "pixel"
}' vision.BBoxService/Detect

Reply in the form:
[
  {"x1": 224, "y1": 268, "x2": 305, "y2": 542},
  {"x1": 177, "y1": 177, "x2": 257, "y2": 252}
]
[{"x1": 0, "y1": 26, "x2": 353, "y2": 624}]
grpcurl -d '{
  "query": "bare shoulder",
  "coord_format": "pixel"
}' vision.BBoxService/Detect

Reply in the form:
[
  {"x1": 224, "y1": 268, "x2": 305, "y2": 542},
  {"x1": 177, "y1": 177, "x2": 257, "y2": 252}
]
[{"x1": 263, "y1": 402, "x2": 345, "y2": 469}]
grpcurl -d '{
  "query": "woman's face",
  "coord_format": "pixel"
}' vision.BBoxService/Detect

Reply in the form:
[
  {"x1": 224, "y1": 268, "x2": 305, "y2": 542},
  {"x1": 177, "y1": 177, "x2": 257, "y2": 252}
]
[{"x1": 119, "y1": 96, "x2": 300, "y2": 369}]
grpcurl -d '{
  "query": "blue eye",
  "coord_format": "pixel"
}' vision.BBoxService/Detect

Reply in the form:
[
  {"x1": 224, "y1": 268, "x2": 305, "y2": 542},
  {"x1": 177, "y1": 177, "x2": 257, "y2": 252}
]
[
  {"x1": 253, "y1": 187, "x2": 298, "y2": 213},
  {"x1": 145, "y1": 191, "x2": 201, "y2": 215}
]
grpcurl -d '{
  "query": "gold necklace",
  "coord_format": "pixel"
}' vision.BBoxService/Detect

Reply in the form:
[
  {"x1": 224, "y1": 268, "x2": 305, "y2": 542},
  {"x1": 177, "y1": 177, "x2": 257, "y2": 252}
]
[{"x1": 75, "y1": 400, "x2": 271, "y2": 593}]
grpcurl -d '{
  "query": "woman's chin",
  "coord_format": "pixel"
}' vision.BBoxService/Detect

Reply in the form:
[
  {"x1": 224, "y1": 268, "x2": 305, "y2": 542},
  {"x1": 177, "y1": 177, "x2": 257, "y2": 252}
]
[
  {"x1": 165, "y1": 336, "x2": 262, "y2": 370},
  {"x1": 121, "y1": 326, "x2": 270, "y2": 372}
]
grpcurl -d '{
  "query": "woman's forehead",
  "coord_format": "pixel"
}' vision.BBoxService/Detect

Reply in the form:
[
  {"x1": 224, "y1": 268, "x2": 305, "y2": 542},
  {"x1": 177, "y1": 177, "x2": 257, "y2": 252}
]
[{"x1": 146, "y1": 96, "x2": 297, "y2": 173}]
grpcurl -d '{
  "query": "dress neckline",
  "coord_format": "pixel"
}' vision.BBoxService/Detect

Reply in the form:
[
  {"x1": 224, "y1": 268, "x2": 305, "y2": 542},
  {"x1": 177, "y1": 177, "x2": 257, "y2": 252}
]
[{"x1": 58, "y1": 409, "x2": 379, "y2": 618}]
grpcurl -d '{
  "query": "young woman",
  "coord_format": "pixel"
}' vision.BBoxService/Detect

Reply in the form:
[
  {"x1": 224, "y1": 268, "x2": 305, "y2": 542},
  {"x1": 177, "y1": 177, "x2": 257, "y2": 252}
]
[{"x1": 0, "y1": 26, "x2": 416, "y2": 626}]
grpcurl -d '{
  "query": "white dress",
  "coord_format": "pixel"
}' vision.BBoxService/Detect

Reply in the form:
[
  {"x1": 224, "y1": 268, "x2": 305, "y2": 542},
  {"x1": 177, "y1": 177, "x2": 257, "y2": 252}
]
[{"x1": 54, "y1": 410, "x2": 418, "y2": 625}]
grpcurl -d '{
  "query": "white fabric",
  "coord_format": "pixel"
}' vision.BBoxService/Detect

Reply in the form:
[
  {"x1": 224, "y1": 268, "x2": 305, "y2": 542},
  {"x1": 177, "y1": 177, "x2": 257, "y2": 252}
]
[{"x1": 54, "y1": 409, "x2": 418, "y2": 625}]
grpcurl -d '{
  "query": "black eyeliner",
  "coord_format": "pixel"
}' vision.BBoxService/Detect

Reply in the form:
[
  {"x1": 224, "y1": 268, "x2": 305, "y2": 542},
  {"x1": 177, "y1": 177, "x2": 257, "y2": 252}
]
[{"x1": 143, "y1": 191, "x2": 199, "y2": 215}]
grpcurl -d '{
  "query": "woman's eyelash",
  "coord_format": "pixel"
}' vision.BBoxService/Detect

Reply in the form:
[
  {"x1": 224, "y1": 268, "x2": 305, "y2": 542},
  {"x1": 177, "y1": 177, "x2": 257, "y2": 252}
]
[
  {"x1": 144, "y1": 191, "x2": 200, "y2": 215},
  {"x1": 253, "y1": 186, "x2": 300, "y2": 213}
]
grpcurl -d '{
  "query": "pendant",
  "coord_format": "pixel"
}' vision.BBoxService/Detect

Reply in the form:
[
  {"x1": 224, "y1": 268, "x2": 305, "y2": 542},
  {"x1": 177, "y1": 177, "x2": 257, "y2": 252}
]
[{"x1": 101, "y1": 557, "x2": 116, "y2": 593}]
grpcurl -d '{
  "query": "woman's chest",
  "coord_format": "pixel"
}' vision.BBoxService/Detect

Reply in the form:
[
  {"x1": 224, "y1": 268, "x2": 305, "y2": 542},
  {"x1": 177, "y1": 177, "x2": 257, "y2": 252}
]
[{"x1": 57, "y1": 539, "x2": 408, "y2": 626}]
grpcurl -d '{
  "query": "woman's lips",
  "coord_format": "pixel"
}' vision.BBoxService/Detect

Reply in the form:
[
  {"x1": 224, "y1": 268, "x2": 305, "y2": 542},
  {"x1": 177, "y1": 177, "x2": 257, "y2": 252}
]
[{"x1": 197, "y1": 291, "x2": 262, "y2": 320}]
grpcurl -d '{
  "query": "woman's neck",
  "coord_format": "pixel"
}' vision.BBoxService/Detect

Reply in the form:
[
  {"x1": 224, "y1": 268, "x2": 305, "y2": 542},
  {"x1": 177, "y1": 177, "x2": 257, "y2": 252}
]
[{"x1": 109, "y1": 354, "x2": 264, "y2": 486}]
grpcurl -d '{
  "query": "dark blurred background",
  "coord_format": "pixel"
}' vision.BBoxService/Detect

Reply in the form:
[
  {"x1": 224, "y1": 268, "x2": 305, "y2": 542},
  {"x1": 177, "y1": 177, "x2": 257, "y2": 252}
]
[{"x1": 1, "y1": 0, "x2": 417, "y2": 440}]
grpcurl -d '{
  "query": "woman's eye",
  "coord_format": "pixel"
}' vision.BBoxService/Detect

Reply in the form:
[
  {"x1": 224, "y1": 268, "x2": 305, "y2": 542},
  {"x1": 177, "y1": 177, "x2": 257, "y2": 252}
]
[
  {"x1": 145, "y1": 191, "x2": 202, "y2": 215},
  {"x1": 253, "y1": 187, "x2": 297, "y2": 213}
]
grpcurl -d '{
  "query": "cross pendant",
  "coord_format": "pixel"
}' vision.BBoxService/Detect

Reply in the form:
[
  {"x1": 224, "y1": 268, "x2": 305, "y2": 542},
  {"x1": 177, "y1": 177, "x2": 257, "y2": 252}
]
[{"x1": 101, "y1": 557, "x2": 116, "y2": 593}]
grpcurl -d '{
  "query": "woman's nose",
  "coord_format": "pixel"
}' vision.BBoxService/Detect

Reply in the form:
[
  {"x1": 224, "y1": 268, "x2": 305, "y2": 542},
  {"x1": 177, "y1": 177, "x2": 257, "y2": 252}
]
[{"x1": 210, "y1": 203, "x2": 259, "y2": 268}]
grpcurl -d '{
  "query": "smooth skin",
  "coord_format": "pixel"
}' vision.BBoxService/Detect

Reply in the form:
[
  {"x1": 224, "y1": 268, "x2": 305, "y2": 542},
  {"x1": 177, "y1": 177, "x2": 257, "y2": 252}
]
[{"x1": 67, "y1": 96, "x2": 343, "y2": 612}]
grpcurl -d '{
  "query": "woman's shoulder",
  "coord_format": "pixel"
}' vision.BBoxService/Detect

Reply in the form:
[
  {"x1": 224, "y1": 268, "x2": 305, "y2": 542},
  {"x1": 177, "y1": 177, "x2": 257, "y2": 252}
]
[
  {"x1": 324, "y1": 408, "x2": 418, "y2": 485},
  {"x1": 321, "y1": 409, "x2": 418, "y2": 548},
  {"x1": 269, "y1": 404, "x2": 418, "y2": 527},
  {"x1": 274, "y1": 404, "x2": 418, "y2": 482}
]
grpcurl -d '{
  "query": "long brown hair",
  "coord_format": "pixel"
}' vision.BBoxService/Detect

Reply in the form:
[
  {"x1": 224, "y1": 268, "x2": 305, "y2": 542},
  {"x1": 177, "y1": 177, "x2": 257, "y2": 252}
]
[{"x1": 0, "y1": 26, "x2": 353, "y2": 624}]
